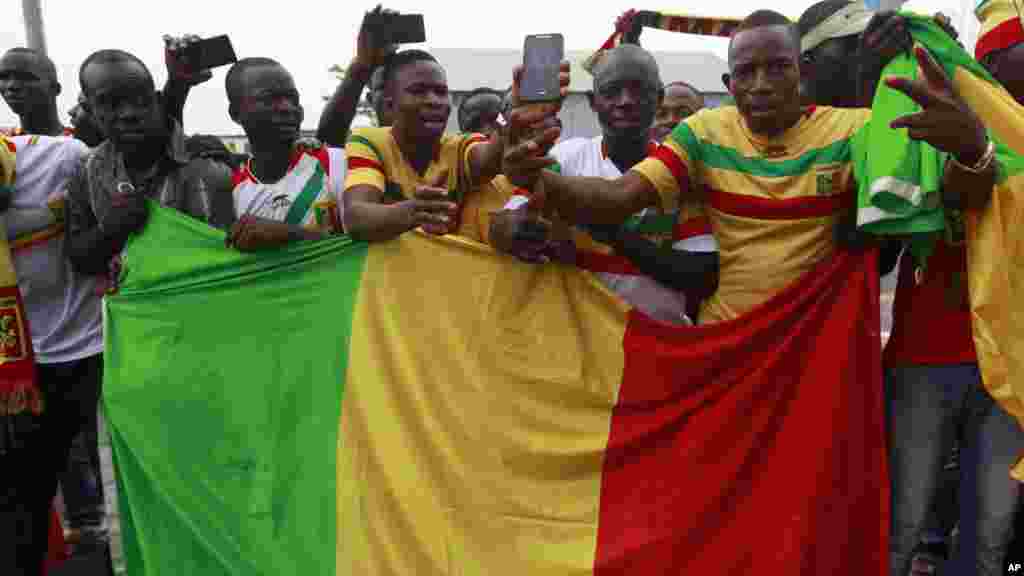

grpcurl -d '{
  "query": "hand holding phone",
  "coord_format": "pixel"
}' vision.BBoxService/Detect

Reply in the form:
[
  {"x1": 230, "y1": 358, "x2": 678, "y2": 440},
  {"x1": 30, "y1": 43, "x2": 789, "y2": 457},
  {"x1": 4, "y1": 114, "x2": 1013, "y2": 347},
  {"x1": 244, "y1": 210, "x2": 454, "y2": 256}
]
[
  {"x1": 165, "y1": 34, "x2": 237, "y2": 77},
  {"x1": 367, "y1": 11, "x2": 426, "y2": 45}
]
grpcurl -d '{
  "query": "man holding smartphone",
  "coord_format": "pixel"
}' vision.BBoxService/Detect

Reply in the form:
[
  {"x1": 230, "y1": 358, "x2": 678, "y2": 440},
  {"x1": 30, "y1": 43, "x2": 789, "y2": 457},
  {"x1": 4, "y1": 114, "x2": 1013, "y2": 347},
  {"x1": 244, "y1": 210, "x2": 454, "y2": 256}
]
[{"x1": 490, "y1": 44, "x2": 719, "y2": 325}]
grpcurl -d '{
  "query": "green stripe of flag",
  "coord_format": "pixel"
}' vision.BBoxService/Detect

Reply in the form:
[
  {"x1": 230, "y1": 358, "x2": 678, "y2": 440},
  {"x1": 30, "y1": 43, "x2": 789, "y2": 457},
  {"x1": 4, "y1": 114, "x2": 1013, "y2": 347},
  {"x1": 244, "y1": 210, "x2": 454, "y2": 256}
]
[{"x1": 106, "y1": 202, "x2": 366, "y2": 575}]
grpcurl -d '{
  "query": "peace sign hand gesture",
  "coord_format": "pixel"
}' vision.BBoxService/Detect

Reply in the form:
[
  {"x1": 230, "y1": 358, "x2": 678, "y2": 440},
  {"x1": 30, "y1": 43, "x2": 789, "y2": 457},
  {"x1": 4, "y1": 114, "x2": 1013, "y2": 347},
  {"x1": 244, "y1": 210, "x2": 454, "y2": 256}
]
[{"x1": 885, "y1": 45, "x2": 989, "y2": 167}]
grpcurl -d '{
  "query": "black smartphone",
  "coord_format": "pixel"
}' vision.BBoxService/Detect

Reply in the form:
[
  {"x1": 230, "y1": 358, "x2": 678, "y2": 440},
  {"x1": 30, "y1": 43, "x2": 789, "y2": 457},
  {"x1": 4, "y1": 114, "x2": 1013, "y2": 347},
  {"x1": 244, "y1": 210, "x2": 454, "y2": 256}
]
[
  {"x1": 372, "y1": 13, "x2": 426, "y2": 45},
  {"x1": 182, "y1": 35, "x2": 237, "y2": 71},
  {"x1": 520, "y1": 34, "x2": 564, "y2": 103}
]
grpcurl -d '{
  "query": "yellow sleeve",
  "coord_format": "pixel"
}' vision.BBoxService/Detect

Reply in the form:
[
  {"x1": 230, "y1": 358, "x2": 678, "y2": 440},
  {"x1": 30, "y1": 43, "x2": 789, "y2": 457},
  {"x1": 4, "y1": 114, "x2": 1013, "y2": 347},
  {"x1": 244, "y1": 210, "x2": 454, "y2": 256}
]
[
  {"x1": 460, "y1": 133, "x2": 490, "y2": 184},
  {"x1": 344, "y1": 129, "x2": 387, "y2": 193},
  {"x1": 0, "y1": 136, "x2": 14, "y2": 188}
]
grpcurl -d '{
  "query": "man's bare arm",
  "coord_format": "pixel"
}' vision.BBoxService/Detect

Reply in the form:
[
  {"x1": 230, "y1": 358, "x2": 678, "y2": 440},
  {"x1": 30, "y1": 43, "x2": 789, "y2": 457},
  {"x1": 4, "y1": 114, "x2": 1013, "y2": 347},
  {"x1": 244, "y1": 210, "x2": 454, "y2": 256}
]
[
  {"x1": 318, "y1": 64, "x2": 373, "y2": 146},
  {"x1": 317, "y1": 6, "x2": 397, "y2": 146},
  {"x1": 540, "y1": 169, "x2": 661, "y2": 227},
  {"x1": 343, "y1": 182, "x2": 457, "y2": 242},
  {"x1": 467, "y1": 138, "x2": 503, "y2": 186}
]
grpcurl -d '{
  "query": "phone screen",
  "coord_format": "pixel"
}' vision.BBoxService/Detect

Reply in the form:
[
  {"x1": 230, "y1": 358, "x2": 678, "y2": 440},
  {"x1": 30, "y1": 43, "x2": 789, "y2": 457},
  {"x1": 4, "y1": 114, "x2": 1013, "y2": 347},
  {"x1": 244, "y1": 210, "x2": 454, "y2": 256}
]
[
  {"x1": 183, "y1": 35, "x2": 237, "y2": 71},
  {"x1": 521, "y1": 34, "x2": 564, "y2": 103},
  {"x1": 372, "y1": 13, "x2": 426, "y2": 45}
]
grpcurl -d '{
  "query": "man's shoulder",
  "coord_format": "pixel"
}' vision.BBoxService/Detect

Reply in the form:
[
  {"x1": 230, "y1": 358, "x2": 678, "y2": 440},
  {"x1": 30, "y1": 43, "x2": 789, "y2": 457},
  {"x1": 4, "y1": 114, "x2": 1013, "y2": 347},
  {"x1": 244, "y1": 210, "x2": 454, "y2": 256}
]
[
  {"x1": 346, "y1": 127, "x2": 391, "y2": 164},
  {"x1": 348, "y1": 127, "x2": 391, "y2": 147},
  {"x1": 10, "y1": 133, "x2": 88, "y2": 155},
  {"x1": 669, "y1": 107, "x2": 737, "y2": 147},
  {"x1": 807, "y1": 106, "x2": 871, "y2": 135}
]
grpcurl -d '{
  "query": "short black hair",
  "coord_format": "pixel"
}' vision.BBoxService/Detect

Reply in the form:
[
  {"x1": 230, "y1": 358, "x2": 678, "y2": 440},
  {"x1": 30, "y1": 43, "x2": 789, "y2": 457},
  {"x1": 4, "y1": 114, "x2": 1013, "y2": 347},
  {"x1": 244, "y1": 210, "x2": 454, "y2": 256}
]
[
  {"x1": 380, "y1": 49, "x2": 438, "y2": 89},
  {"x1": 797, "y1": 0, "x2": 854, "y2": 38},
  {"x1": 729, "y1": 10, "x2": 799, "y2": 63},
  {"x1": 79, "y1": 49, "x2": 152, "y2": 94},
  {"x1": 458, "y1": 87, "x2": 502, "y2": 132},
  {"x1": 225, "y1": 57, "x2": 283, "y2": 109},
  {"x1": 592, "y1": 43, "x2": 662, "y2": 90},
  {"x1": 2, "y1": 48, "x2": 58, "y2": 84}
]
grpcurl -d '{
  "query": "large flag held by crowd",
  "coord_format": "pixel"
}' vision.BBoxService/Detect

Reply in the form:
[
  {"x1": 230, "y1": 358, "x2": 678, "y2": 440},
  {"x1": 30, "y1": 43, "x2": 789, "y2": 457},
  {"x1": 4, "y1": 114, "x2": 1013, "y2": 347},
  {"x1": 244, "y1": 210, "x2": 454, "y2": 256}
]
[
  {"x1": 96, "y1": 5, "x2": 1024, "y2": 576},
  {"x1": 105, "y1": 203, "x2": 886, "y2": 575}
]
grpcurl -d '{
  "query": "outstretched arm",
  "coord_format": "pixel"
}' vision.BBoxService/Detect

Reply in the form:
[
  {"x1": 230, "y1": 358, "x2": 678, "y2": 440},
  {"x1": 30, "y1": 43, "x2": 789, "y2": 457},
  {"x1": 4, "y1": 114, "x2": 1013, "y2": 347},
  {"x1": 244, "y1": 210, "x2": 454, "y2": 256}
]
[
  {"x1": 614, "y1": 231, "x2": 719, "y2": 297},
  {"x1": 318, "y1": 6, "x2": 396, "y2": 146}
]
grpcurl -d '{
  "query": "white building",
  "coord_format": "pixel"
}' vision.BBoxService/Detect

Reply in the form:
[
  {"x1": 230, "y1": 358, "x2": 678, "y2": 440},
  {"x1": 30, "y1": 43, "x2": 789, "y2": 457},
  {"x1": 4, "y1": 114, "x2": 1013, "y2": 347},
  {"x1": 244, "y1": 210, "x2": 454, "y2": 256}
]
[{"x1": 431, "y1": 48, "x2": 729, "y2": 139}]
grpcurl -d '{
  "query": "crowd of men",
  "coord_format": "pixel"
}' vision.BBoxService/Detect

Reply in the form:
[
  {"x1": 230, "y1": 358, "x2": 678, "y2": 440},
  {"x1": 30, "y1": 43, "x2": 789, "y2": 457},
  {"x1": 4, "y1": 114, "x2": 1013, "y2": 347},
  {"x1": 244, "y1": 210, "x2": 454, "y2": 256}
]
[{"x1": 1, "y1": 1, "x2": 1023, "y2": 575}]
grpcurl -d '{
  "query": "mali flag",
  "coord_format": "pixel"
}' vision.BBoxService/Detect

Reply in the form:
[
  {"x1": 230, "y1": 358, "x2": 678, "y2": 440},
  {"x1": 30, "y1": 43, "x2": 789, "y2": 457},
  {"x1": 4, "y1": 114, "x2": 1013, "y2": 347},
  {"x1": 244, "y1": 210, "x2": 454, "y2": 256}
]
[{"x1": 105, "y1": 203, "x2": 886, "y2": 575}]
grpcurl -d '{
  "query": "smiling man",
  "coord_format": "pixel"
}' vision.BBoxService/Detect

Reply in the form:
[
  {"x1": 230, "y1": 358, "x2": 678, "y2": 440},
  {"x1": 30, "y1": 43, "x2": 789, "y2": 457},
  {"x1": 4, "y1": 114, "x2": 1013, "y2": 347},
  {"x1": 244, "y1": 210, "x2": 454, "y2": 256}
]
[
  {"x1": 490, "y1": 44, "x2": 719, "y2": 325},
  {"x1": 224, "y1": 58, "x2": 344, "y2": 251}
]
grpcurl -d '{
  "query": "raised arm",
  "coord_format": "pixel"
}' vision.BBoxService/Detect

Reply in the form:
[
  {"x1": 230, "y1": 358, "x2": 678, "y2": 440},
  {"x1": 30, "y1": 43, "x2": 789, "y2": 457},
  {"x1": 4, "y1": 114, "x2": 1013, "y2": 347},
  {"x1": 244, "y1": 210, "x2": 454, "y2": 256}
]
[
  {"x1": 161, "y1": 34, "x2": 214, "y2": 129},
  {"x1": 317, "y1": 6, "x2": 396, "y2": 146}
]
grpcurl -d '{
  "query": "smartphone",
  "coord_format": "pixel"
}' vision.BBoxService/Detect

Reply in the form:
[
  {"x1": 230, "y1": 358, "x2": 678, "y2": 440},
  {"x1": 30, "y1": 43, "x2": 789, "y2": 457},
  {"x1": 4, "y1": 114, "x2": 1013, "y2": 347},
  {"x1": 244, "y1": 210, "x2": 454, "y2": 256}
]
[
  {"x1": 520, "y1": 34, "x2": 564, "y2": 103},
  {"x1": 372, "y1": 13, "x2": 426, "y2": 45},
  {"x1": 182, "y1": 35, "x2": 237, "y2": 71}
]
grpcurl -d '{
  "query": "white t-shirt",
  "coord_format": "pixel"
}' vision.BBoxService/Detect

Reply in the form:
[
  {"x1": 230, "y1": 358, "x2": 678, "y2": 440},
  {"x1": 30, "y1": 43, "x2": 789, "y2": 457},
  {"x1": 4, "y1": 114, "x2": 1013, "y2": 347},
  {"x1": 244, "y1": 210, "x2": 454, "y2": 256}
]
[
  {"x1": 6, "y1": 135, "x2": 102, "y2": 364},
  {"x1": 507, "y1": 136, "x2": 718, "y2": 325},
  {"x1": 232, "y1": 146, "x2": 346, "y2": 231}
]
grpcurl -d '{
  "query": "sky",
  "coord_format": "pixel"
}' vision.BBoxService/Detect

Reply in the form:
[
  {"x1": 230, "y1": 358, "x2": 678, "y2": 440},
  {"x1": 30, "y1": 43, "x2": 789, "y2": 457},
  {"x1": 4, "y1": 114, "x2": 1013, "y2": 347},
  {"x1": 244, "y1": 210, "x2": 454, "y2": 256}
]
[{"x1": 1, "y1": 0, "x2": 977, "y2": 135}]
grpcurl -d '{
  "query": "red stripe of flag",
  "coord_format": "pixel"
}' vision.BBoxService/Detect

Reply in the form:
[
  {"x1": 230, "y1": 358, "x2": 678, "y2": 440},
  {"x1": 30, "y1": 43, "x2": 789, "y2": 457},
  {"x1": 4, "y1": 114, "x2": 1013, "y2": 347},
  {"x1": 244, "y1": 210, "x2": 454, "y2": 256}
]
[{"x1": 594, "y1": 248, "x2": 886, "y2": 574}]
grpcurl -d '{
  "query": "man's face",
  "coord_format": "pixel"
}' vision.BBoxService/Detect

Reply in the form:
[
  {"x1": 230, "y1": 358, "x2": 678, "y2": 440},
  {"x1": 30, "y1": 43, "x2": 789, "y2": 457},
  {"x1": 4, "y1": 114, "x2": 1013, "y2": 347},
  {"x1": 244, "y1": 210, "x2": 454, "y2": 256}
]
[
  {"x1": 461, "y1": 93, "x2": 503, "y2": 135},
  {"x1": 799, "y1": 35, "x2": 859, "y2": 107},
  {"x1": 392, "y1": 60, "x2": 451, "y2": 142},
  {"x1": 234, "y1": 64, "x2": 304, "y2": 146},
  {"x1": 82, "y1": 60, "x2": 164, "y2": 147},
  {"x1": 592, "y1": 66, "x2": 659, "y2": 142},
  {"x1": 985, "y1": 43, "x2": 1024, "y2": 105},
  {"x1": 652, "y1": 83, "x2": 702, "y2": 142},
  {"x1": 728, "y1": 25, "x2": 803, "y2": 136},
  {"x1": 68, "y1": 95, "x2": 105, "y2": 147},
  {"x1": 0, "y1": 51, "x2": 58, "y2": 117}
]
